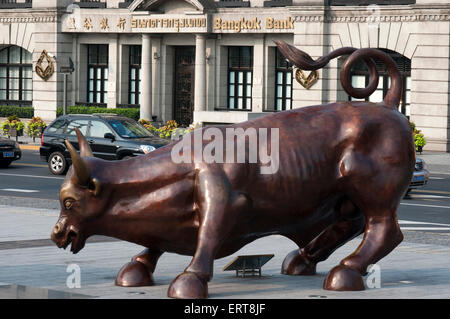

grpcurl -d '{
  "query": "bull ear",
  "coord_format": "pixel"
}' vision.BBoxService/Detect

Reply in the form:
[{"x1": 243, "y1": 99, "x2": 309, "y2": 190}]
[
  {"x1": 65, "y1": 139, "x2": 91, "y2": 186},
  {"x1": 75, "y1": 127, "x2": 93, "y2": 157},
  {"x1": 88, "y1": 177, "x2": 101, "y2": 197}
]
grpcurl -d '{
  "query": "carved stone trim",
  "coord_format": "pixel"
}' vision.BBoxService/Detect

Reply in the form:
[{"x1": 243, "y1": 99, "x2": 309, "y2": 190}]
[
  {"x1": 0, "y1": 16, "x2": 57, "y2": 24},
  {"x1": 292, "y1": 13, "x2": 449, "y2": 23},
  {"x1": 290, "y1": 6, "x2": 450, "y2": 23}
]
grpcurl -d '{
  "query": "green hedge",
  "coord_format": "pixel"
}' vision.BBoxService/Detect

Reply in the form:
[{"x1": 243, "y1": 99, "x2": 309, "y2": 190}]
[
  {"x1": 0, "y1": 106, "x2": 34, "y2": 118},
  {"x1": 57, "y1": 106, "x2": 140, "y2": 120},
  {"x1": 0, "y1": 105, "x2": 141, "y2": 121}
]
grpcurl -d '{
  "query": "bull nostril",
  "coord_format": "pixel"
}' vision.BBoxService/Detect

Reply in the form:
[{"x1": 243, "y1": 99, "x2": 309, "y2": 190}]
[{"x1": 53, "y1": 224, "x2": 61, "y2": 235}]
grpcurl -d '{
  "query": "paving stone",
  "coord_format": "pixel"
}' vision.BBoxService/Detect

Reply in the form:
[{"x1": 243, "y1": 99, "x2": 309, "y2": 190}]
[{"x1": 0, "y1": 205, "x2": 449, "y2": 298}]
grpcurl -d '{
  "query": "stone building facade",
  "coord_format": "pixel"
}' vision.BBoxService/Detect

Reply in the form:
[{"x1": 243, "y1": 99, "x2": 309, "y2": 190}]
[{"x1": 0, "y1": 0, "x2": 449, "y2": 151}]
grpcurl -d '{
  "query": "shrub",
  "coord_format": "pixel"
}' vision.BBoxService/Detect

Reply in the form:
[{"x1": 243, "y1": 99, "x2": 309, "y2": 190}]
[
  {"x1": 26, "y1": 116, "x2": 47, "y2": 139},
  {"x1": 0, "y1": 106, "x2": 34, "y2": 118},
  {"x1": 414, "y1": 133, "x2": 426, "y2": 148},
  {"x1": 410, "y1": 122, "x2": 427, "y2": 151},
  {"x1": 1, "y1": 115, "x2": 25, "y2": 136},
  {"x1": 140, "y1": 120, "x2": 202, "y2": 140},
  {"x1": 148, "y1": 120, "x2": 179, "y2": 139},
  {"x1": 57, "y1": 106, "x2": 140, "y2": 120}
]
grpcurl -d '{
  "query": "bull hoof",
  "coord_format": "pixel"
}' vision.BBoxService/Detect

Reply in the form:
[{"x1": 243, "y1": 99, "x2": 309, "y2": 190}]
[
  {"x1": 281, "y1": 250, "x2": 316, "y2": 275},
  {"x1": 115, "y1": 260, "x2": 154, "y2": 287},
  {"x1": 167, "y1": 272, "x2": 208, "y2": 299},
  {"x1": 323, "y1": 265, "x2": 365, "y2": 291}
]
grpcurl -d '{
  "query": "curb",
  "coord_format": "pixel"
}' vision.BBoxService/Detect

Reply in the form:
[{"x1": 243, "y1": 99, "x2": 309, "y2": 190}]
[{"x1": 19, "y1": 145, "x2": 40, "y2": 151}]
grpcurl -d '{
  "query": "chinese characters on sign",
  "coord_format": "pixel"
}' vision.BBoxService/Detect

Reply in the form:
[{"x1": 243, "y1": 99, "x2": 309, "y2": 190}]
[
  {"x1": 83, "y1": 18, "x2": 92, "y2": 30},
  {"x1": 100, "y1": 18, "x2": 109, "y2": 30},
  {"x1": 117, "y1": 18, "x2": 126, "y2": 30},
  {"x1": 64, "y1": 16, "x2": 294, "y2": 33}
]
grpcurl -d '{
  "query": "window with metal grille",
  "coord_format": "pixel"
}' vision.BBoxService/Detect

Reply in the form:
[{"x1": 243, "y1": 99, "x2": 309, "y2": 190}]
[
  {"x1": 0, "y1": 46, "x2": 32, "y2": 105},
  {"x1": 329, "y1": 0, "x2": 415, "y2": 5},
  {"x1": 228, "y1": 46, "x2": 253, "y2": 110},
  {"x1": 217, "y1": 0, "x2": 250, "y2": 8},
  {"x1": 87, "y1": 44, "x2": 108, "y2": 104},
  {"x1": 129, "y1": 45, "x2": 141, "y2": 105},
  {"x1": 275, "y1": 48, "x2": 293, "y2": 111}
]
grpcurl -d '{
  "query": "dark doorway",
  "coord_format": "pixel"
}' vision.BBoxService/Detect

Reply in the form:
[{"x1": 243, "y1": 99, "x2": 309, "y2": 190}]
[{"x1": 174, "y1": 46, "x2": 195, "y2": 127}]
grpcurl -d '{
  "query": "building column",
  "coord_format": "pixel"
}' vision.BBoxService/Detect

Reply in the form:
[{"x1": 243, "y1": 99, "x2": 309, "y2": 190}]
[
  {"x1": 152, "y1": 37, "x2": 162, "y2": 121},
  {"x1": 107, "y1": 34, "x2": 119, "y2": 109},
  {"x1": 253, "y1": 35, "x2": 265, "y2": 112},
  {"x1": 141, "y1": 34, "x2": 153, "y2": 120},
  {"x1": 71, "y1": 34, "x2": 78, "y2": 106},
  {"x1": 194, "y1": 34, "x2": 207, "y2": 113}
]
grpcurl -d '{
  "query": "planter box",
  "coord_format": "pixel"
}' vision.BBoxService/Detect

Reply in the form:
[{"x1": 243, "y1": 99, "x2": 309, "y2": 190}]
[
  {"x1": 8, "y1": 127, "x2": 23, "y2": 137},
  {"x1": 31, "y1": 127, "x2": 44, "y2": 138}
]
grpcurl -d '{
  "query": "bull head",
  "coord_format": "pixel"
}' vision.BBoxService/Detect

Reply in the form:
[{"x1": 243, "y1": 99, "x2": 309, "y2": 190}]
[
  {"x1": 51, "y1": 128, "x2": 105, "y2": 254},
  {"x1": 64, "y1": 128, "x2": 100, "y2": 195}
]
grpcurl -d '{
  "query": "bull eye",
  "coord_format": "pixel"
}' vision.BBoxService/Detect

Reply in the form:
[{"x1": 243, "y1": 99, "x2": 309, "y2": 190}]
[{"x1": 64, "y1": 200, "x2": 73, "y2": 210}]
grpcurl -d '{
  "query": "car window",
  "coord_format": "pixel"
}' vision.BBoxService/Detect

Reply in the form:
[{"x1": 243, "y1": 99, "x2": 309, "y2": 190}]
[
  {"x1": 47, "y1": 119, "x2": 67, "y2": 134},
  {"x1": 89, "y1": 120, "x2": 114, "y2": 138},
  {"x1": 65, "y1": 120, "x2": 89, "y2": 136},
  {"x1": 108, "y1": 119, "x2": 153, "y2": 139}
]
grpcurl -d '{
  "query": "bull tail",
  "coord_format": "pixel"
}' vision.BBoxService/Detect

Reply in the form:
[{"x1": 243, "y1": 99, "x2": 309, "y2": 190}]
[{"x1": 274, "y1": 40, "x2": 402, "y2": 109}]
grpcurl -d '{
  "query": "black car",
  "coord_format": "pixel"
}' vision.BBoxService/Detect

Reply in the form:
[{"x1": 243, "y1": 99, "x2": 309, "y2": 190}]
[
  {"x1": 0, "y1": 137, "x2": 21, "y2": 168},
  {"x1": 40, "y1": 114, "x2": 170, "y2": 175}
]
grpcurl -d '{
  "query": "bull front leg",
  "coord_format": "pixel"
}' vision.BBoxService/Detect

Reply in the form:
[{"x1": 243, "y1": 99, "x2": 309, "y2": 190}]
[
  {"x1": 115, "y1": 248, "x2": 163, "y2": 287},
  {"x1": 167, "y1": 166, "x2": 249, "y2": 299}
]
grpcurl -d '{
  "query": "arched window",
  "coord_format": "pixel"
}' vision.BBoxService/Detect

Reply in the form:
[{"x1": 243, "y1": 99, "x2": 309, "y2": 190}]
[
  {"x1": 0, "y1": 45, "x2": 33, "y2": 105},
  {"x1": 348, "y1": 49, "x2": 411, "y2": 117}
]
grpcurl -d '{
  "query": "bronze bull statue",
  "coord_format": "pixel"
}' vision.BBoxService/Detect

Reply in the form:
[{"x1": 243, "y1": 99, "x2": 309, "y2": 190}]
[{"x1": 51, "y1": 41, "x2": 415, "y2": 299}]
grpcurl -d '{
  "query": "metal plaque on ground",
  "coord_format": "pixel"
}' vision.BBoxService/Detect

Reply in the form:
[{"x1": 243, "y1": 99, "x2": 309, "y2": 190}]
[{"x1": 223, "y1": 254, "x2": 274, "y2": 277}]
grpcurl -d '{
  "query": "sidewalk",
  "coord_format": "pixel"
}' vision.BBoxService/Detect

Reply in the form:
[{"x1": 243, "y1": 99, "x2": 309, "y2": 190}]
[
  {"x1": 417, "y1": 151, "x2": 450, "y2": 174},
  {"x1": 0, "y1": 205, "x2": 449, "y2": 299}
]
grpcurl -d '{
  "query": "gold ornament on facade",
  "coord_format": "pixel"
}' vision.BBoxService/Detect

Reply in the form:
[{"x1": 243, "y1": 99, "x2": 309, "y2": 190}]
[
  {"x1": 295, "y1": 69, "x2": 319, "y2": 90},
  {"x1": 35, "y1": 50, "x2": 55, "y2": 81}
]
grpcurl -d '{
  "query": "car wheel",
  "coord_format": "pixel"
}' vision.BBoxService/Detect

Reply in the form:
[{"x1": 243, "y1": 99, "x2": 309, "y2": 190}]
[
  {"x1": 48, "y1": 151, "x2": 67, "y2": 175},
  {"x1": 0, "y1": 161, "x2": 12, "y2": 168}
]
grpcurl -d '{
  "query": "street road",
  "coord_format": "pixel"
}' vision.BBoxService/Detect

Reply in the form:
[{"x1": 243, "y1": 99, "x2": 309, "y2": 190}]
[
  {"x1": 1, "y1": 150, "x2": 450, "y2": 238},
  {"x1": 0, "y1": 149, "x2": 64, "y2": 200}
]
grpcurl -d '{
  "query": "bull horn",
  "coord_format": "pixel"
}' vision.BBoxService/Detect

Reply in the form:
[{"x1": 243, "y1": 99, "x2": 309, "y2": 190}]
[
  {"x1": 65, "y1": 139, "x2": 90, "y2": 186},
  {"x1": 75, "y1": 128, "x2": 93, "y2": 157}
]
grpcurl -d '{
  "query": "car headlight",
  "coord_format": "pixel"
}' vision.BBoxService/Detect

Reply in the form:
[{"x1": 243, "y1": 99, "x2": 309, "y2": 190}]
[
  {"x1": 14, "y1": 142, "x2": 20, "y2": 150},
  {"x1": 415, "y1": 158, "x2": 426, "y2": 171},
  {"x1": 139, "y1": 145, "x2": 156, "y2": 154}
]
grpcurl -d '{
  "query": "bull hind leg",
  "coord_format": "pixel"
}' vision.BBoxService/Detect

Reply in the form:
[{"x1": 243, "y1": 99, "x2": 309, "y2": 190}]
[
  {"x1": 282, "y1": 200, "x2": 365, "y2": 276},
  {"x1": 324, "y1": 208, "x2": 403, "y2": 291},
  {"x1": 167, "y1": 166, "x2": 250, "y2": 299},
  {"x1": 324, "y1": 155, "x2": 407, "y2": 291},
  {"x1": 115, "y1": 248, "x2": 163, "y2": 287}
]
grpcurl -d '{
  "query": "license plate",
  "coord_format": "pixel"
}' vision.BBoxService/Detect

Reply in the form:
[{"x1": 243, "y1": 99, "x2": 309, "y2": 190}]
[
  {"x1": 3, "y1": 152, "x2": 14, "y2": 158},
  {"x1": 414, "y1": 175, "x2": 424, "y2": 182}
]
